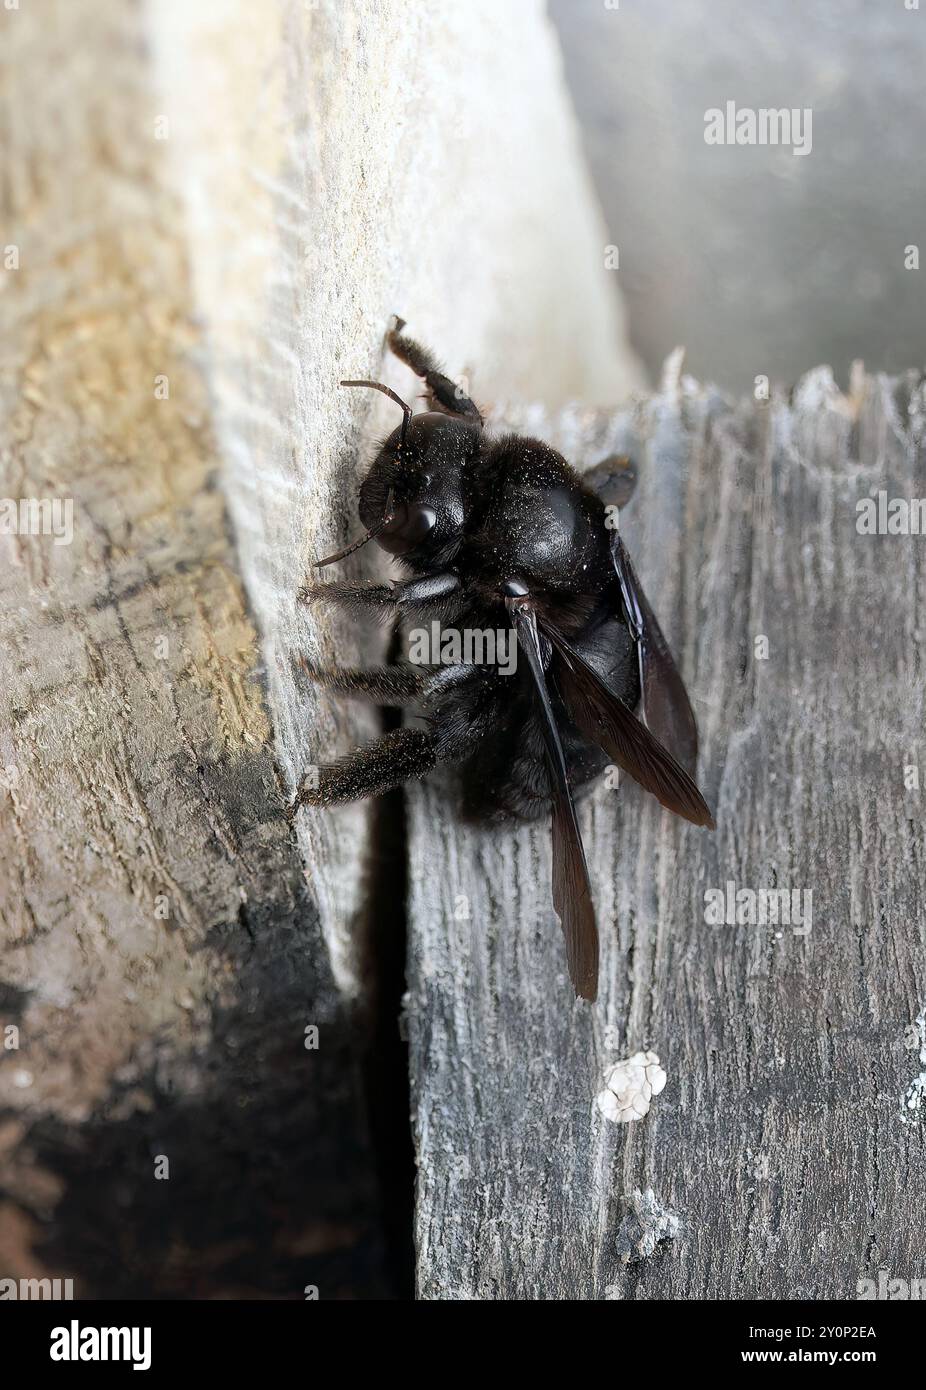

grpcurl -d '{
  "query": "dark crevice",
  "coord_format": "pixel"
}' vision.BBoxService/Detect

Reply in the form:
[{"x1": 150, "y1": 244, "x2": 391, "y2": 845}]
[{"x1": 358, "y1": 695, "x2": 416, "y2": 1299}]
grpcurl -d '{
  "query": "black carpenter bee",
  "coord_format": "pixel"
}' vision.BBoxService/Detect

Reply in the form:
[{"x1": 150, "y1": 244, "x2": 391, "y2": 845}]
[{"x1": 293, "y1": 319, "x2": 714, "y2": 1000}]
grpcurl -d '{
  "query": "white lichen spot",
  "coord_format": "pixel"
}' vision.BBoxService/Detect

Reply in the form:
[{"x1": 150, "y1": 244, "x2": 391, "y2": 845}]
[
  {"x1": 902, "y1": 1009, "x2": 926, "y2": 1122},
  {"x1": 596, "y1": 1049, "x2": 666, "y2": 1124}
]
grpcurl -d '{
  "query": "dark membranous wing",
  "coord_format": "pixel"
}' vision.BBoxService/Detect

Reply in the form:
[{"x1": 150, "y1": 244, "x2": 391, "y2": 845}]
[
  {"x1": 543, "y1": 623, "x2": 715, "y2": 829},
  {"x1": 511, "y1": 606, "x2": 599, "y2": 1001},
  {"x1": 610, "y1": 530, "x2": 699, "y2": 774}
]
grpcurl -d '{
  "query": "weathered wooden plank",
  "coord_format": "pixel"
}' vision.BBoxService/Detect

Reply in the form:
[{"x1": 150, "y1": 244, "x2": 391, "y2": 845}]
[
  {"x1": 0, "y1": 0, "x2": 385, "y2": 1299},
  {"x1": 0, "y1": 0, "x2": 643, "y2": 1300},
  {"x1": 409, "y1": 364, "x2": 926, "y2": 1299},
  {"x1": 148, "y1": 0, "x2": 643, "y2": 1299}
]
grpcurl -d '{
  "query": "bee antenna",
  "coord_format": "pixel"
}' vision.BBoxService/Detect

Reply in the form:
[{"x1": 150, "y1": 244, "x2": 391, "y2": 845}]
[
  {"x1": 314, "y1": 521, "x2": 385, "y2": 569},
  {"x1": 314, "y1": 488, "x2": 395, "y2": 569},
  {"x1": 340, "y1": 379, "x2": 412, "y2": 451}
]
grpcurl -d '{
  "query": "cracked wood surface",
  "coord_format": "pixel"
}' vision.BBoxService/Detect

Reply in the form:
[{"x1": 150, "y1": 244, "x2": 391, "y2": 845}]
[
  {"x1": 0, "y1": 0, "x2": 640, "y2": 1301},
  {"x1": 0, "y1": 0, "x2": 384, "y2": 1298},
  {"x1": 408, "y1": 366, "x2": 926, "y2": 1299}
]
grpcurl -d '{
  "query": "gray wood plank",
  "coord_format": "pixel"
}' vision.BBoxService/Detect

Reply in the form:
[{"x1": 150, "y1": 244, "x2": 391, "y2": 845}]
[{"x1": 408, "y1": 365, "x2": 926, "y2": 1299}]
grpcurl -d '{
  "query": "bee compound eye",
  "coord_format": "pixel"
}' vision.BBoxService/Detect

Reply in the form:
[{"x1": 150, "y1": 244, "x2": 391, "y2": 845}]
[{"x1": 378, "y1": 502, "x2": 438, "y2": 555}]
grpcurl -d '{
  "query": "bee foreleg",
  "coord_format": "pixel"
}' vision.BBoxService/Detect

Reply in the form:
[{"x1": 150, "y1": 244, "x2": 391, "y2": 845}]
[
  {"x1": 386, "y1": 316, "x2": 483, "y2": 424},
  {"x1": 298, "y1": 572, "x2": 461, "y2": 620},
  {"x1": 297, "y1": 579, "x2": 396, "y2": 615}
]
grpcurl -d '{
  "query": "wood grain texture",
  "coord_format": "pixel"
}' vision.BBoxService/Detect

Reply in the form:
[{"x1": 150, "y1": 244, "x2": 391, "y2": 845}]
[
  {"x1": 407, "y1": 363, "x2": 926, "y2": 1299},
  {"x1": 0, "y1": 0, "x2": 384, "y2": 1299},
  {"x1": 0, "y1": 0, "x2": 645, "y2": 1300}
]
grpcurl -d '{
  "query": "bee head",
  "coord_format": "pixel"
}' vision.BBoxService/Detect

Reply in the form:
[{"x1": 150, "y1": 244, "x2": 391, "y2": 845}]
[
  {"x1": 361, "y1": 409, "x2": 477, "y2": 567},
  {"x1": 317, "y1": 381, "x2": 477, "y2": 571}
]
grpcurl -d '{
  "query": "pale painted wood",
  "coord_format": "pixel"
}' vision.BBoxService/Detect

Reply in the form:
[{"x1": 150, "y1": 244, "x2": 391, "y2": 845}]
[{"x1": 0, "y1": 0, "x2": 384, "y2": 1298}]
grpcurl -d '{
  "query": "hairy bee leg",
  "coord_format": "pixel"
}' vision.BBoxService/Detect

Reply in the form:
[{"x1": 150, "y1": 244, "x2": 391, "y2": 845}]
[
  {"x1": 386, "y1": 316, "x2": 483, "y2": 424},
  {"x1": 585, "y1": 454, "x2": 638, "y2": 511},
  {"x1": 291, "y1": 727, "x2": 437, "y2": 812},
  {"x1": 298, "y1": 656, "x2": 425, "y2": 705},
  {"x1": 298, "y1": 571, "x2": 461, "y2": 618},
  {"x1": 290, "y1": 667, "x2": 492, "y2": 816},
  {"x1": 297, "y1": 580, "x2": 394, "y2": 612}
]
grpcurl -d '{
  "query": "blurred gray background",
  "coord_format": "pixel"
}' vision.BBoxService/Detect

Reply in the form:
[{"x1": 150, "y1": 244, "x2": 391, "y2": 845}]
[{"x1": 550, "y1": 0, "x2": 926, "y2": 394}]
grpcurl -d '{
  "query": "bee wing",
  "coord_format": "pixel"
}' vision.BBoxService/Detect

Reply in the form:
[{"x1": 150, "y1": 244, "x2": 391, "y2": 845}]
[
  {"x1": 511, "y1": 605, "x2": 599, "y2": 1002},
  {"x1": 543, "y1": 622, "x2": 715, "y2": 829},
  {"x1": 609, "y1": 530, "x2": 699, "y2": 774}
]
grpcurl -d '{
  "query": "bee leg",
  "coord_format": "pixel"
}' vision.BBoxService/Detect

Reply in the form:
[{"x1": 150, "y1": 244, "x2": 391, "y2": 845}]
[
  {"x1": 290, "y1": 727, "x2": 438, "y2": 813},
  {"x1": 296, "y1": 655, "x2": 425, "y2": 705},
  {"x1": 289, "y1": 676, "x2": 489, "y2": 816},
  {"x1": 386, "y1": 316, "x2": 483, "y2": 425},
  {"x1": 297, "y1": 579, "x2": 397, "y2": 616},
  {"x1": 298, "y1": 571, "x2": 461, "y2": 619},
  {"x1": 584, "y1": 454, "x2": 638, "y2": 511}
]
